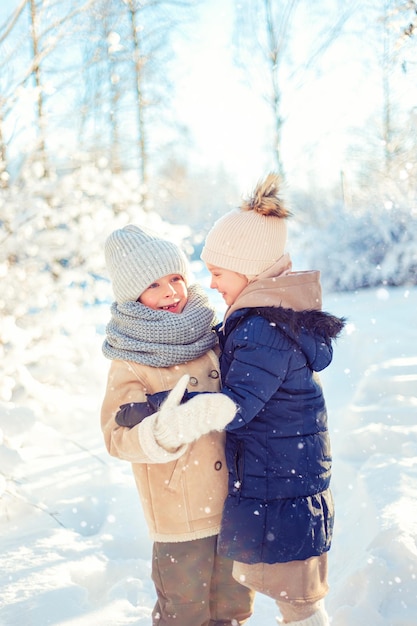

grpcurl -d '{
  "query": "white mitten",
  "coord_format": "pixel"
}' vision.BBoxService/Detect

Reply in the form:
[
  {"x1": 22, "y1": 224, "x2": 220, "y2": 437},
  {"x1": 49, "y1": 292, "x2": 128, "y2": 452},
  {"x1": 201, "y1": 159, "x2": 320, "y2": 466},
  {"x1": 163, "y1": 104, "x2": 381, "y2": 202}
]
[{"x1": 153, "y1": 374, "x2": 237, "y2": 451}]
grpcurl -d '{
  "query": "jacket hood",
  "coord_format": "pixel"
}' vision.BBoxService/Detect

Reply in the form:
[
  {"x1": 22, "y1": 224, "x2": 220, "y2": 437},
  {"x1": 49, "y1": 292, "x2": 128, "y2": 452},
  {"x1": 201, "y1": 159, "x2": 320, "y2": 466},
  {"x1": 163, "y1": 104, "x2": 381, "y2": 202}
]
[
  {"x1": 225, "y1": 304, "x2": 345, "y2": 372},
  {"x1": 263, "y1": 306, "x2": 345, "y2": 371},
  {"x1": 223, "y1": 253, "x2": 322, "y2": 325}
]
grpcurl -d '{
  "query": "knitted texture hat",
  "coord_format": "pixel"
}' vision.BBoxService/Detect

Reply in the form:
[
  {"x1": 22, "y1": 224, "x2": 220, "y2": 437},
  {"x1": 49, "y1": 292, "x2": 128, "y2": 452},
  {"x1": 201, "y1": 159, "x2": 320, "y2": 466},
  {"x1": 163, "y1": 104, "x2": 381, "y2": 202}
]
[
  {"x1": 201, "y1": 173, "x2": 291, "y2": 277},
  {"x1": 105, "y1": 225, "x2": 190, "y2": 303}
]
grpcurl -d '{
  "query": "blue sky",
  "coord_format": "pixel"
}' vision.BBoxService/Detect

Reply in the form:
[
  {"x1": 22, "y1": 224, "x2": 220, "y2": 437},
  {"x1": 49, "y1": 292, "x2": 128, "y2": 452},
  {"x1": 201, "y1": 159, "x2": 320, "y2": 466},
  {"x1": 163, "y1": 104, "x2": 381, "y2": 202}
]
[
  {"x1": 171, "y1": 0, "x2": 417, "y2": 192},
  {"x1": 2, "y1": 0, "x2": 416, "y2": 193}
]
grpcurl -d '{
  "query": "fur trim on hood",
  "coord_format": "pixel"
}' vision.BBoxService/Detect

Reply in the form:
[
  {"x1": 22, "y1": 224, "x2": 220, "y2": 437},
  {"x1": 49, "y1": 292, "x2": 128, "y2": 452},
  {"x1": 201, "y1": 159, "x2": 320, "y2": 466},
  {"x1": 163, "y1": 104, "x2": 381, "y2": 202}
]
[{"x1": 252, "y1": 306, "x2": 346, "y2": 340}]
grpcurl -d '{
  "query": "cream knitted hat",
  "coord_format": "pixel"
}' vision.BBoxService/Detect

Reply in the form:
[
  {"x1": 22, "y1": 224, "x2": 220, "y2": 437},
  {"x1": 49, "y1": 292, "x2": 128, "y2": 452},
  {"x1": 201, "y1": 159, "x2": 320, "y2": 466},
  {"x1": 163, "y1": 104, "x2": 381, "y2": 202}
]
[
  {"x1": 105, "y1": 225, "x2": 190, "y2": 303},
  {"x1": 201, "y1": 173, "x2": 291, "y2": 277}
]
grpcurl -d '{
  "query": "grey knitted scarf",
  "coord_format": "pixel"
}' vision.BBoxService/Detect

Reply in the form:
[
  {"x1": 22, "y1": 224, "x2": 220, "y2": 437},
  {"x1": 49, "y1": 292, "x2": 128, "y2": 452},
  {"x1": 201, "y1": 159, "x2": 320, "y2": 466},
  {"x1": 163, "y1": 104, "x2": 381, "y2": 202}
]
[{"x1": 102, "y1": 284, "x2": 218, "y2": 367}]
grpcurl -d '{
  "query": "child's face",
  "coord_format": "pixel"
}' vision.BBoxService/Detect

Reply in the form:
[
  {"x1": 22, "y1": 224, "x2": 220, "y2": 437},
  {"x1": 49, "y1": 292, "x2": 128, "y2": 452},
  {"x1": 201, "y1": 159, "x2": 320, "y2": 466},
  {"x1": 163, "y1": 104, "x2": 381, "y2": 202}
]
[
  {"x1": 206, "y1": 264, "x2": 248, "y2": 306},
  {"x1": 138, "y1": 274, "x2": 188, "y2": 313}
]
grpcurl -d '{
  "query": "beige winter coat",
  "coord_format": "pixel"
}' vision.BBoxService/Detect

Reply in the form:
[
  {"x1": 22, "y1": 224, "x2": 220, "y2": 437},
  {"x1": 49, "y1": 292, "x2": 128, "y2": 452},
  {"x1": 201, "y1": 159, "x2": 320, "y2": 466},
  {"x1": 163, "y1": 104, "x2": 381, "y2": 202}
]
[{"x1": 100, "y1": 349, "x2": 228, "y2": 543}]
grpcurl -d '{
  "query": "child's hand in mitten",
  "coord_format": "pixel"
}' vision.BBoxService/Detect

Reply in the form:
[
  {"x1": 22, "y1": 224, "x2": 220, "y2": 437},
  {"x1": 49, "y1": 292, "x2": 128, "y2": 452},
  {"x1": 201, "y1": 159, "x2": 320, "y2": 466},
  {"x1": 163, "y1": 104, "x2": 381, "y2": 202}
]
[{"x1": 153, "y1": 375, "x2": 237, "y2": 451}]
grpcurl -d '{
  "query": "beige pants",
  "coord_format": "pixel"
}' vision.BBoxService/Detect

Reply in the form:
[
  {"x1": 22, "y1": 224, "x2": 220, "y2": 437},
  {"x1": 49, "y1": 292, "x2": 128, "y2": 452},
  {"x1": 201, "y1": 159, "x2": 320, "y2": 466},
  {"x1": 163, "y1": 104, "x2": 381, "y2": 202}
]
[
  {"x1": 232, "y1": 554, "x2": 328, "y2": 623},
  {"x1": 152, "y1": 535, "x2": 255, "y2": 625}
]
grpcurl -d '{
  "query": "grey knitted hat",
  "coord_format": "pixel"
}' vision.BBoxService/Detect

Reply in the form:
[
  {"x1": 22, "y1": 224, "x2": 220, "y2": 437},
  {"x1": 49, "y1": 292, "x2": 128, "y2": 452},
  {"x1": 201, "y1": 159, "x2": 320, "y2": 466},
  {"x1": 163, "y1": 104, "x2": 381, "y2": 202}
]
[{"x1": 104, "y1": 225, "x2": 190, "y2": 303}]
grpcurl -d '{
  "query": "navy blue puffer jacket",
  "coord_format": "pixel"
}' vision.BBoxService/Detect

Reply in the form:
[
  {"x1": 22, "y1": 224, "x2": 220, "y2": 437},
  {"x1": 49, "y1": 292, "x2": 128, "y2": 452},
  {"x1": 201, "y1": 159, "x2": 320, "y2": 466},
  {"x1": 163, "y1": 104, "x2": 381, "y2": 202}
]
[{"x1": 217, "y1": 306, "x2": 344, "y2": 565}]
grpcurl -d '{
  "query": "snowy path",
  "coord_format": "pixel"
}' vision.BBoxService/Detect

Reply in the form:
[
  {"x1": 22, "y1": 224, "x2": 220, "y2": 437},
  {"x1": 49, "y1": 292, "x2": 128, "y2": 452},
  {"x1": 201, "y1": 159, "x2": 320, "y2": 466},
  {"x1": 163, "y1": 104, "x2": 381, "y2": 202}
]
[
  {"x1": 1, "y1": 287, "x2": 416, "y2": 625},
  {"x1": 324, "y1": 289, "x2": 417, "y2": 625}
]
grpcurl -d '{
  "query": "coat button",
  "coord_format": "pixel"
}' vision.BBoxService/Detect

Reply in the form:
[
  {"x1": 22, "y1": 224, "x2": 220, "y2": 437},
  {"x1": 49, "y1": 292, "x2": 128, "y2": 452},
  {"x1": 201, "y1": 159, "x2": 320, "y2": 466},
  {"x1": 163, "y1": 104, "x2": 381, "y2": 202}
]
[
  {"x1": 209, "y1": 370, "x2": 219, "y2": 379},
  {"x1": 189, "y1": 376, "x2": 198, "y2": 386},
  {"x1": 214, "y1": 461, "x2": 222, "y2": 471}
]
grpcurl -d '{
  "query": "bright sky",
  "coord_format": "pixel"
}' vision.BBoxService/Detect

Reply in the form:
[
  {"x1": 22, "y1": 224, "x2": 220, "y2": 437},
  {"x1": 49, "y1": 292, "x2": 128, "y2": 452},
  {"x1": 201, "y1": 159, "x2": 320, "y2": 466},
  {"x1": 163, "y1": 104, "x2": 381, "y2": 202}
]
[
  {"x1": 172, "y1": 0, "x2": 416, "y2": 193},
  {"x1": 172, "y1": 0, "x2": 356, "y2": 191},
  {"x1": 2, "y1": 0, "x2": 415, "y2": 194},
  {"x1": 172, "y1": 0, "x2": 269, "y2": 192}
]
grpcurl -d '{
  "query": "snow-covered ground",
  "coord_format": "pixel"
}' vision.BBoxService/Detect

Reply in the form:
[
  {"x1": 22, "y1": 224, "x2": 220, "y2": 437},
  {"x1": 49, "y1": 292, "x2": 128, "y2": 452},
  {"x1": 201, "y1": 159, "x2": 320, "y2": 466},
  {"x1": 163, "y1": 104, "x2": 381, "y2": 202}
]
[{"x1": 1, "y1": 284, "x2": 416, "y2": 625}]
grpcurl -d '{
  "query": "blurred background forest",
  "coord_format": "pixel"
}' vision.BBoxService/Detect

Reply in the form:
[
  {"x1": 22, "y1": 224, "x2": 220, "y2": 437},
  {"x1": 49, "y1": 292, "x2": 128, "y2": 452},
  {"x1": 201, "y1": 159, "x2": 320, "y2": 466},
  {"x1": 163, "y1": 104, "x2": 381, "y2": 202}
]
[
  {"x1": 1, "y1": 5, "x2": 417, "y2": 621},
  {"x1": 0, "y1": 0, "x2": 416, "y2": 361}
]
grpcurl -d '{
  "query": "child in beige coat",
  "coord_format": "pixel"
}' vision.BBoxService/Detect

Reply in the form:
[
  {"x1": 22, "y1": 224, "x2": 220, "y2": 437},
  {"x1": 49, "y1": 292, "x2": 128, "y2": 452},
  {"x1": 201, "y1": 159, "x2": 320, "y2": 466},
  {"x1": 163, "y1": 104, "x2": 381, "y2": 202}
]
[{"x1": 100, "y1": 225, "x2": 254, "y2": 625}]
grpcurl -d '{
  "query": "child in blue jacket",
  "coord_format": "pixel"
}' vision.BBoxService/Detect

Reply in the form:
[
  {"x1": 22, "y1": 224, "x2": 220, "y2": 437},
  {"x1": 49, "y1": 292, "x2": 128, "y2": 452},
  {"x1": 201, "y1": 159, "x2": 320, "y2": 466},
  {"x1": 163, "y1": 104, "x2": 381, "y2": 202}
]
[{"x1": 200, "y1": 173, "x2": 345, "y2": 626}]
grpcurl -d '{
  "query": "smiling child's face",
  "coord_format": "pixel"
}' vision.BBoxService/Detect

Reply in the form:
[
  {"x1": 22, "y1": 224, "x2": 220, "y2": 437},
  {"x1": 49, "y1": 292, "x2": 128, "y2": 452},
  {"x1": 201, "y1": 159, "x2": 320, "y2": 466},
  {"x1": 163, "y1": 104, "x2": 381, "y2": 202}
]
[
  {"x1": 205, "y1": 264, "x2": 248, "y2": 306},
  {"x1": 138, "y1": 274, "x2": 188, "y2": 313}
]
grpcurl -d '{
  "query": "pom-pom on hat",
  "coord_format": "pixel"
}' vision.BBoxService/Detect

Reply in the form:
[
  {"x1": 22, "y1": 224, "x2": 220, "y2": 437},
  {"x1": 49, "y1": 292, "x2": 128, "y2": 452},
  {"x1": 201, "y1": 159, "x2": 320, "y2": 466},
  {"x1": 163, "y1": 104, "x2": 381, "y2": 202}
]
[
  {"x1": 105, "y1": 225, "x2": 190, "y2": 303},
  {"x1": 201, "y1": 173, "x2": 291, "y2": 277}
]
